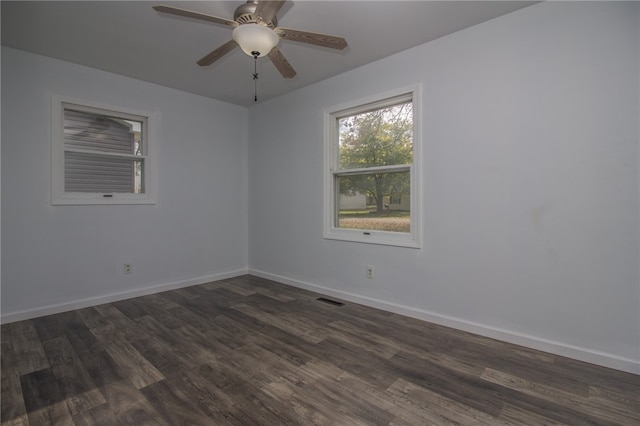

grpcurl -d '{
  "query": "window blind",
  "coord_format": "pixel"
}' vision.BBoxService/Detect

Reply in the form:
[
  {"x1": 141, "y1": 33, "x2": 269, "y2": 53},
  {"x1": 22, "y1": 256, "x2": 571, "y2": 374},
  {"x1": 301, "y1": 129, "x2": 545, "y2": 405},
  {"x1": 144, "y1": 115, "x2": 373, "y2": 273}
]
[{"x1": 63, "y1": 108, "x2": 140, "y2": 193}]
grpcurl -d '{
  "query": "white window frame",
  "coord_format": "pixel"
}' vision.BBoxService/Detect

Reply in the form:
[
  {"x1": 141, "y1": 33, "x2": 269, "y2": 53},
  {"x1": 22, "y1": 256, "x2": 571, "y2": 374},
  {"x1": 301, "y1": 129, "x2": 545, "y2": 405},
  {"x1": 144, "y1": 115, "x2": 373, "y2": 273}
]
[
  {"x1": 323, "y1": 86, "x2": 422, "y2": 248},
  {"x1": 51, "y1": 94, "x2": 158, "y2": 205}
]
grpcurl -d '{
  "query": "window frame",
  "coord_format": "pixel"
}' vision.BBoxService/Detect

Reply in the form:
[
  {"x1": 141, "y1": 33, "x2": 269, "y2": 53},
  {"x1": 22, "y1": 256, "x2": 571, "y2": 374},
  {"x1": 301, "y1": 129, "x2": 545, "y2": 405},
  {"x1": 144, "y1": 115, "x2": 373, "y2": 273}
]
[
  {"x1": 51, "y1": 94, "x2": 158, "y2": 205},
  {"x1": 323, "y1": 86, "x2": 422, "y2": 248}
]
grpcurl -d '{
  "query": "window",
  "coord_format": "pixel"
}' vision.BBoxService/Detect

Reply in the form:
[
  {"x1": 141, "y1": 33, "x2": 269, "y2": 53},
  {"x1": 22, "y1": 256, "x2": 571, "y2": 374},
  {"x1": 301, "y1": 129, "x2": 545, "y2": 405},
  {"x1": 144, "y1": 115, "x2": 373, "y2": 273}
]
[
  {"x1": 390, "y1": 195, "x2": 402, "y2": 205},
  {"x1": 51, "y1": 95, "x2": 157, "y2": 204},
  {"x1": 324, "y1": 87, "x2": 421, "y2": 247}
]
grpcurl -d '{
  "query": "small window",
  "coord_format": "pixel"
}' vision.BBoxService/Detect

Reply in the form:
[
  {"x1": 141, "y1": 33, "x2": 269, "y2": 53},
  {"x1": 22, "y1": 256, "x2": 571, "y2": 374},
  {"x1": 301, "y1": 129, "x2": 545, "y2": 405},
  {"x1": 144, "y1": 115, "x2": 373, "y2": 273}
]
[
  {"x1": 324, "y1": 87, "x2": 421, "y2": 247},
  {"x1": 51, "y1": 96, "x2": 157, "y2": 204}
]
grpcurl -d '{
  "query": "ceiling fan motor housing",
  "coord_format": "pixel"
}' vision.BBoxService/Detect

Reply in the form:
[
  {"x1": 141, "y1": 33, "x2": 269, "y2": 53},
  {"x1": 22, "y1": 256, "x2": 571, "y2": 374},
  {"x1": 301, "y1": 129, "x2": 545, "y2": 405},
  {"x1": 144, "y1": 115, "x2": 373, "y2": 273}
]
[{"x1": 234, "y1": 1, "x2": 277, "y2": 28}]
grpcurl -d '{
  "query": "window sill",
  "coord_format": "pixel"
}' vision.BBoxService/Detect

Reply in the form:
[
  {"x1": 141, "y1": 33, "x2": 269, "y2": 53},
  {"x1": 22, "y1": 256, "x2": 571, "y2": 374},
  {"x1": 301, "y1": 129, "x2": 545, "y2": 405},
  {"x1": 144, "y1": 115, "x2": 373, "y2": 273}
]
[
  {"x1": 51, "y1": 194, "x2": 156, "y2": 205},
  {"x1": 324, "y1": 229, "x2": 421, "y2": 248}
]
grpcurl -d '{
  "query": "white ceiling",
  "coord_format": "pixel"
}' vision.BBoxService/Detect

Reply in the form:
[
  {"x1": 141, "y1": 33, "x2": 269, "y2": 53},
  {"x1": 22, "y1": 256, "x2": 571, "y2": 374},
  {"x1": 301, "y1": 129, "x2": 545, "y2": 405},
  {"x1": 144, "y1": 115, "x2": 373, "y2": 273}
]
[{"x1": 1, "y1": 1, "x2": 537, "y2": 107}]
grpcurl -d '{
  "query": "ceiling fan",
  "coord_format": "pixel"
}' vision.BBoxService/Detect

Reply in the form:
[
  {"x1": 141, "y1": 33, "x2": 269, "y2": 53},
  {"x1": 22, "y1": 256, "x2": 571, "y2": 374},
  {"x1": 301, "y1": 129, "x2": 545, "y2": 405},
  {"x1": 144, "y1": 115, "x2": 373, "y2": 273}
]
[{"x1": 153, "y1": 1, "x2": 348, "y2": 79}]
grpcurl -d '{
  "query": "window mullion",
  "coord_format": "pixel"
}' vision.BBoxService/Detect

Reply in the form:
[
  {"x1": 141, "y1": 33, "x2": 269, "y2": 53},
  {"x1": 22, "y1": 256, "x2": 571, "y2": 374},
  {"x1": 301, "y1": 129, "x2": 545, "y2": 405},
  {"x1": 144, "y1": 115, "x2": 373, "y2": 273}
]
[
  {"x1": 64, "y1": 147, "x2": 146, "y2": 160},
  {"x1": 334, "y1": 164, "x2": 410, "y2": 176}
]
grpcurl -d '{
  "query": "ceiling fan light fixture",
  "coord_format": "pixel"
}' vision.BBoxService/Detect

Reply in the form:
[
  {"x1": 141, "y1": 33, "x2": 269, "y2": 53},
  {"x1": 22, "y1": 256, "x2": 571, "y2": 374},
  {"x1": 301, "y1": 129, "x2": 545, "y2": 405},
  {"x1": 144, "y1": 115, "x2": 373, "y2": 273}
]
[{"x1": 232, "y1": 23, "x2": 279, "y2": 58}]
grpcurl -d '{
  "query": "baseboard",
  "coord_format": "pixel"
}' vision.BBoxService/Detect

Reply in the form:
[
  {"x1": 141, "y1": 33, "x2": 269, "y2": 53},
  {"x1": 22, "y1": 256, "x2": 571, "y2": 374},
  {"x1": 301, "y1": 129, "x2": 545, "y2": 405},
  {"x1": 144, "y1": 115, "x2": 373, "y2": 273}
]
[
  {"x1": 1, "y1": 268, "x2": 248, "y2": 324},
  {"x1": 249, "y1": 269, "x2": 639, "y2": 375}
]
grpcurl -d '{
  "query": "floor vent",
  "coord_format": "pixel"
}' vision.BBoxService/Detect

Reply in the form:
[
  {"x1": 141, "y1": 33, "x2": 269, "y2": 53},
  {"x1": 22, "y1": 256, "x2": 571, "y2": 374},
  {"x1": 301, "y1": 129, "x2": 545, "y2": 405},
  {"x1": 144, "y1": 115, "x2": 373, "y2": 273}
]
[{"x1": 316, "y1": 297, "x2": 344, "y2": 306}]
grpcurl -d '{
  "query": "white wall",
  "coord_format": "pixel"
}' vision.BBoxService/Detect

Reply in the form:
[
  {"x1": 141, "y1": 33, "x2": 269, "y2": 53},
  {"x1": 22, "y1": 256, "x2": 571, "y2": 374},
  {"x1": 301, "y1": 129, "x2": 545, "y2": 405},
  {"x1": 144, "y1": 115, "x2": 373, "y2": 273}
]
[
  {"x1": 248, "y1": 2, "x2": 640, "y2": 373},
  {"x1": 1, "y1": 47, "x2": 249, "y2": 320}
]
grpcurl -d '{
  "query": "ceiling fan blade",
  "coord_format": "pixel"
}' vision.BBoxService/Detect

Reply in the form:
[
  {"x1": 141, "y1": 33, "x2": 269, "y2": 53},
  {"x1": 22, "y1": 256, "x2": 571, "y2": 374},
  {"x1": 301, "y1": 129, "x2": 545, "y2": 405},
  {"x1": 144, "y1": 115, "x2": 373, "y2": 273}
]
[
  {"x1": 268, "y1": 47, "x2": 297, "y2": 79},
  {"x1": 255, "y1": 1, "x2": 286, "y2": 24},
  {"x1": 153, "y1": 5, "x2": 237, "y2": 27},
  {"x1": 197, "y1": 40, "x2": 238, "y2": 66},
  {"x1": 275, "y1": 27, "x2": 347, "y2": 50}
]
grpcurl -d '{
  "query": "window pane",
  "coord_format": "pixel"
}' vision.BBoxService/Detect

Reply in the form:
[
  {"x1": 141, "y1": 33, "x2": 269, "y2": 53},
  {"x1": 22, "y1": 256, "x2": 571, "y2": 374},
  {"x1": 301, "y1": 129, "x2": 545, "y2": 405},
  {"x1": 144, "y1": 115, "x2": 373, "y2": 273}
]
[
  {"x1": 338, "y1": 102, "x2": 413, "y2": 170},
  {"x1": 64, "y1": 108, "x2": 142, "y2": 155},
  {"x1": 336, "y1": 170, "x2": 410, "y2": 233},
  {"x1": 65, "y1": 152, "x2": 143, "y2": 193}
]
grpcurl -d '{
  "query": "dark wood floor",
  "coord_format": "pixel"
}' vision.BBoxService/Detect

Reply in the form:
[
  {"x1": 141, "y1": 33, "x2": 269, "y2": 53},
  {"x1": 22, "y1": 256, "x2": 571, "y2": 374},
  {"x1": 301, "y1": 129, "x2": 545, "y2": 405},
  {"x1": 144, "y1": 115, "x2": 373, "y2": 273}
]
[{"x1": 1, "y1": 275, "x2": 638, "y2": 425}]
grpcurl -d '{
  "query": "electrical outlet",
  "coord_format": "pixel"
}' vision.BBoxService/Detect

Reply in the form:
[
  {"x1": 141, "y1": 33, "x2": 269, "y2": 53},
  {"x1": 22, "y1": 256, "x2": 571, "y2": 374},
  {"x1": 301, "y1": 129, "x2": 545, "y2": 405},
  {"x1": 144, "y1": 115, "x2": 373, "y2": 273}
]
[
  {"x1": 123, "y1": 263, "x2": 132, "y2": 274},
  {"x1": 366, "y1": 265, "x2": 374, "y2": 279}
]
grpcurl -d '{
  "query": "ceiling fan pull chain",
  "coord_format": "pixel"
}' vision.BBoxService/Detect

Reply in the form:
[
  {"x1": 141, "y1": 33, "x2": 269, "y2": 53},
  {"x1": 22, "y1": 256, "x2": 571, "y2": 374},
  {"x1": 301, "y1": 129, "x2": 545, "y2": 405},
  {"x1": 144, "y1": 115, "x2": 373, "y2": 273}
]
[{"x1": 252, "y1": 51, "x2": 259, "y2": 102}]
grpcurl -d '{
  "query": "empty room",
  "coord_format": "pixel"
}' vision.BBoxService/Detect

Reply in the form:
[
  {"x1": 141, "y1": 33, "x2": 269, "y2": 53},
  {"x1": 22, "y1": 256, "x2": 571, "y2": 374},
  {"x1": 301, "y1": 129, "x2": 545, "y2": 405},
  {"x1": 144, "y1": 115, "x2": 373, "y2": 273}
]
[{"x1": 1, "y1": 1, "x2": 638, "y2": 425}]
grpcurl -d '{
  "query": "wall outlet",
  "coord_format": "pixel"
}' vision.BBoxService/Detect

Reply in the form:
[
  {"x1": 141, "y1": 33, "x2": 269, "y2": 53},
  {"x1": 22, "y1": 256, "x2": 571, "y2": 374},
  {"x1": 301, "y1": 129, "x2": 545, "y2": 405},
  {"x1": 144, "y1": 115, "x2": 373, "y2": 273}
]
[
  {"x1": 366, "y1": 265, "x2": 374, "y2": 279},
  {"x1": 123, "y1": 263, "x2": 132, "y2": 274}
]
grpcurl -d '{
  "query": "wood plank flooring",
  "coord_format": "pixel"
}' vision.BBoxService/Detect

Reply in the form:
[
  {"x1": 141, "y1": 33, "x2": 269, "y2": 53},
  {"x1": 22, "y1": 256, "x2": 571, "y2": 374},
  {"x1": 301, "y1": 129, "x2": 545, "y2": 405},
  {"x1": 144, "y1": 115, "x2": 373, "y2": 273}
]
[{"x1": 1, "y1": 275, "x2": 638, "y2": 425}]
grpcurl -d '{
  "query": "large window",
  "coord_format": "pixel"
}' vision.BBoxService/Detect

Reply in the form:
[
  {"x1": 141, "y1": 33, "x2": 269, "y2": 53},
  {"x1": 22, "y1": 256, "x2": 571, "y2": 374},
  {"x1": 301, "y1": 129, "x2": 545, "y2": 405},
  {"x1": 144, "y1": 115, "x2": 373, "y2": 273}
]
[
  {"x1": 324, "y1": 88, "x2": 421, "y2": 247},
  {"x1": 51, "y1": 96, "x2": 157, "y2": 204}
]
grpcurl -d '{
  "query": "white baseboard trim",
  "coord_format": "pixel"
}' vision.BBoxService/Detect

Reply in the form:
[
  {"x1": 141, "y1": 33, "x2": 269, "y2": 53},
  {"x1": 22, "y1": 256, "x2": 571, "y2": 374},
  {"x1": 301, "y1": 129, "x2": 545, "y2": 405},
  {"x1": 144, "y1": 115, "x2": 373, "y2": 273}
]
[
  {"x1": 249, "y1": 269, "x2": 639, "y2": 375},
  {"x1": 1, "y1": 268, "x2": 248, "y2": 324}
]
